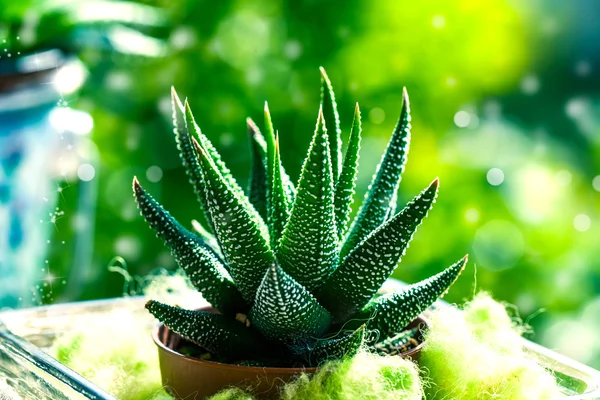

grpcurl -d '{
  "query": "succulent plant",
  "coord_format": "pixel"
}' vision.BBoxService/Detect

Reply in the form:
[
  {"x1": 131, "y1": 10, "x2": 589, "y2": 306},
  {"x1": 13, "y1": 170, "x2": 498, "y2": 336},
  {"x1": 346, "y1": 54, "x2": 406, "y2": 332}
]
[{"x1": 136, "y1": 68, "x2": 467, "y2": 367}]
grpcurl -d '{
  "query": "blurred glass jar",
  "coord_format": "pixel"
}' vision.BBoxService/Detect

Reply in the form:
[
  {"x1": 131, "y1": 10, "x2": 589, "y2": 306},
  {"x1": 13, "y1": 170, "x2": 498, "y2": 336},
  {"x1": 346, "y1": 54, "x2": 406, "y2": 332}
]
[{"x1": 0, "y1": 49, "x2": 96, "y2": 308}]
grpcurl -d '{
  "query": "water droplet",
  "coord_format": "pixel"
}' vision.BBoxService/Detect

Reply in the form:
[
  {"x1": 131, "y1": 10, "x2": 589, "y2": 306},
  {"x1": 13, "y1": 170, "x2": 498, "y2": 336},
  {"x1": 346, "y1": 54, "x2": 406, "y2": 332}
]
[{"x1": 487, "y1": 168, "x2": 505, "y2": 186}]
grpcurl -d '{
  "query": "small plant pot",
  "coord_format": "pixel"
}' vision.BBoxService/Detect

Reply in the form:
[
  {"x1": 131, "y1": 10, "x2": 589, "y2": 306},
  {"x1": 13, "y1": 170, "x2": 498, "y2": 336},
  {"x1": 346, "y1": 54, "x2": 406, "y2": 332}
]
[{"x1": 152, "y1": 308, "x2": 428, "y2": 399}]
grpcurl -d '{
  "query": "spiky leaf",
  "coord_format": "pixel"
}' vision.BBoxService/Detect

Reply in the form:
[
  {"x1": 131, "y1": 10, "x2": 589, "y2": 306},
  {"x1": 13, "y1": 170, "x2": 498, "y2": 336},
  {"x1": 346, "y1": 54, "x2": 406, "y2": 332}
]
[
  {"x1": 299, "y1": 325, "x2": 365, "y2": 366},
  {"x1": 341, "y1": 88, "x2": 411, "y2": 258},
  {"x1": 334, "y1": 103, "x2": 362, "y2": 239},
  {"x1": 320, "y1": 67, "x2": 342, "y2": 182},
  {"x1": 146, "y1": 300, "x2": 271, "y2": 361},
  {"x1": 249, "y1": 263, "x2": 332, "y2": 343},
  {"x1": 277, "y1": 109, "x2": 339, "y2": 291},
  {"x1": 194, "y1": 140, "x2": 274, "y2": 303},
  {"x1": 247, "y1": 118, "x2": 268, "y2": 220},
  {"x1": 171, "y1": 88, "x2": 211, "y2": 231},
  {"x1": 268, "y1": 136, "x2": 292, "y2": 250},
  {"x1": 317, "y1": 179, "x2": 439, "y2": 321},
  {"x1": 185, "y1": 101, "x2": 246, "y2": 198},
  {"x1": 133, "y1": 178, "x2": 245, "y2": 315},
  {"x1": 191, "y1": 219, "x2": 222, "y2": 257},
  {"x1": 264, "y1": 102, "x2": 296, "y2": 207},
  {"x1": 361, "y1": 255, "x2": 467, "y2": 341}
]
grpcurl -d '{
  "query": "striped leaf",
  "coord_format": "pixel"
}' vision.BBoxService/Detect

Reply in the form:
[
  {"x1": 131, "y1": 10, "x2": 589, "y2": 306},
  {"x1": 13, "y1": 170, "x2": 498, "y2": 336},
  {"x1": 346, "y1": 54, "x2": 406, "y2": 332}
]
[
  {"x1": 185, "y1": 101, "x2": 245, "y2": 198},
  {"x1": 341, "y1": 88, "x2": 411, "y2": 258},
  {"x1": 249, "y1": 263, "x2": 332, "y2": 343},
  {"x1": 170, "y1": 88, "x2": 211, "y2": 232},
  {"x1": 317, "y1": 178, "x2": 439, "y2": 321},
  {"x1": 268, "y1": 135, "x2": 292, "y2": 250},
  {"x1": 247, "y1": 117, "x2": 268, "y2": 220},
  {"x1": 360, "y1": 255, "x2": 467, "y2": 341},
  {"x1": 320, "y1": 67, "x2": 342, "y2": 182},
  {"x1": 133, "y1": 178, "x2": 245, "y2": 315},
  {"x1": 264, "y1": 102, "x2": 296, "y2": 208},
  {"x1": 277, "y1": 109, "x2": 339, "y2": 291},
  {"x1": 300, "y1": 325, "x2": 366, "y2": 366},
  {"x1": 191, "y1": 219, "x2": 222, "y2": 258},
  {"x1": 193, "y1": 140, "x2": 274, "y2": 303},
  {"x1": 334, "y1": 103, "x2": 362, "y2": 239},
  {"x1": 146, "y1": 300, "x2": 271, "y2": 361}
]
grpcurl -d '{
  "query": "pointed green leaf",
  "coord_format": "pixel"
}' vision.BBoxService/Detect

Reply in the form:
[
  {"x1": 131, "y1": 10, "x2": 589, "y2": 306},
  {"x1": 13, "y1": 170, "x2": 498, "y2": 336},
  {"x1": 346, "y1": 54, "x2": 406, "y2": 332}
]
[
  {"x1": 361, "y1": 255, "x2": 467, "y2": 340},
  {"x1": 185, "y1": 100, "x2": 246, "y2": 198},
  {"x1": 372, "y1": 327, "x2": 420, "y2": 355},
  {"x1": 247, "y1": 118, "x2": 268, "y2": 221},
  {"x1": 320, "y1": 67, "x2": 342, "y2": 182},
  {"x1": 133, "y1": 178, "x2": 245, "y2": 315},
  {"x1": 264, "y1": 102, "x2": 296, "y2": 206},
  {"x1": 334, "y1": 103, "x2": 362, "y2": 239},
  {"x1": 268, "y1": 135, "x2": 292, "y2": 250},
  {"x1": 146, "y1": 300, "x2": 271, "y2": 361},
  {"x1": 194, "y1": 140, "x2": 274, "y2": 303},
  {"x1": 277, "y1": 109, "x2": 339, "y2": 291},
  {"x1": 171, "y1": 88, "x2": 211, "y2": 232},
  {"x1": 191, "y1": 219, "x2": 222, "y2": 257},
  {"x1": 341, "y1": 88, "x2": 411, "y2": 258},
  {"x1": 300, "y1": 325, "x2": 365, "y2": 366},
  {"x1": 317, "y1": 179, "x2": 439, "y2": 321},
  {"x1": 386, "y1": 190, "x2": 398, "y2": 221},
  {"x1": 249, "y1": 263, "x2": 332, "y2": 343}
]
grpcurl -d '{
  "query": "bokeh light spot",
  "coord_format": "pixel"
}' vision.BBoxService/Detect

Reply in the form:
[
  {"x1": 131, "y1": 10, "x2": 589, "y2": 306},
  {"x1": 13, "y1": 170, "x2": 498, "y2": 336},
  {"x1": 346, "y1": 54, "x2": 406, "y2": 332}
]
[
  {"x1": 432, "y1": 15, "x2": 446, "y2": 29},
  {"x1": 77, "y1": 164, "x2": 96, "y2": 182},
  {"x1": 592, "y1": 175, "x2": 600, "y2": 192},
  {"x1": 573, "y1": 214, "x2": 591, "y2": 232},
  {"x1": 521, "y1": 75, "x2": 540, "y2": 95},
  {"x1": 453, "y1": 111, "x2": 470, "y2": 127},
  {"x1": 369, "y1": 107, "x2": 386, "y2": 124},
  {"x1": 486, "y1": 168, "x2": 504, "y2": 186},
  {"x1": 464, "y1": 208, "x2": 480, "y2": 224},
  {"x1": 146, "y1": 166, "x2": 163, "y2": 183}
]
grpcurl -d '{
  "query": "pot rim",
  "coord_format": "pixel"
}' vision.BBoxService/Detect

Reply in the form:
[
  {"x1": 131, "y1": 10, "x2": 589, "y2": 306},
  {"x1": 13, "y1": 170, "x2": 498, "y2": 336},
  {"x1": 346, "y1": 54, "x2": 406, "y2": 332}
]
[
  {"x1": 152, "y1": 322, "x2": 318, "y2": 374},
  {"x1": 151, "y1": 315, "x2": 427, "y2": 373}
]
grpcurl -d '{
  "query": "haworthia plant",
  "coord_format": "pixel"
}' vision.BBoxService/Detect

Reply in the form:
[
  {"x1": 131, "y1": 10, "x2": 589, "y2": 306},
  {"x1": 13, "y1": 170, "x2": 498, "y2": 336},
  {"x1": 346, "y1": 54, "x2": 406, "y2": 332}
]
[{"x1": 138, "y1": 69, "x2": 467, "y2": 367}]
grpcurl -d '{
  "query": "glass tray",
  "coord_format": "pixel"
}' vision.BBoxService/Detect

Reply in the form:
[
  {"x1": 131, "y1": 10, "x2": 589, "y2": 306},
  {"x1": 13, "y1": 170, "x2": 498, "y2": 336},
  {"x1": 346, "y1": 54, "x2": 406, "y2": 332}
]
[{"x1": 0, "y1": 296, "x2": 598, "y2": 399}]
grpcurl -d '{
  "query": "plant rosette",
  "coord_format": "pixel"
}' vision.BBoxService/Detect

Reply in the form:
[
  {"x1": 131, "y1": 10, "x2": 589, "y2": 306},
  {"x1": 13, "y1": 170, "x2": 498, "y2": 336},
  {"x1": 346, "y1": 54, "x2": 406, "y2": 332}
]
[{"x1": 135, "y1": 68, "x2": 467, "y2": 399}]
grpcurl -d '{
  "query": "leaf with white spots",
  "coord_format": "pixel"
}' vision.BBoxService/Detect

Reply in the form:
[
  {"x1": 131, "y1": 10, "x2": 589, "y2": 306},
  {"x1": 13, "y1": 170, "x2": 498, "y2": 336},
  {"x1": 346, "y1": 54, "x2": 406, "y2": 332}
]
[
  {"x1": 317, "y1": 178, "x2": 439, "y2": 321},
  {"x1": 191, "y1": 219, "x2": 222, "y2": 258},
  {"x1": 194, "y1": 140, "x2": 274, "y2": 303},
  {"x1": 320, "y1": 67, "x2": 342, "y2": 182},
  {"x1": 249, "y1": 263, "x2": 332, "y2": 343},
  {"x1": 171, "y1": 88, "x2": 212, "y2": 232},
  {"x1": 146, "y1": 300, "x2": 272, "y2": 361},
  {"x1": 185, "y1": 100, "x2": 245, "y2": 198},
  {"x1": 341, "y1": 88, "x2": 411, "y2": 259},
  {"x1": 247, "y1": 117, "x2": 268, "y2": 221},
  {"x1": 361, "y1": 255, "x2": 467, "y2": 341},
  {"x1": 264, "y1": 102, "x2": 296, "y2": 206},
  {"x1": 297, "y1": 324, "x2": 365, "y2": 366},
  {"x1": 277, "y1": 109, "x2": 339, "y2": 291},
  {"x1": 133, "y1": 178, "x2": 245, "y2": 315},
  {"x1": 334, "y1": 103, "x2": 362, "y2": 239},
  {"x1": 268, "y1": 136, "x2": 292, "y2": 250}
]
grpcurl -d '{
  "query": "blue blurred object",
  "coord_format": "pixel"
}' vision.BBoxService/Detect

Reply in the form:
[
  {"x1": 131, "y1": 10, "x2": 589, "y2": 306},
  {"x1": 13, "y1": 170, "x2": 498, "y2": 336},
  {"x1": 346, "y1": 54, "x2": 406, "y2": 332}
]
[{"x1": 0, "y1": 50, "x2": 96, "y2": 307}]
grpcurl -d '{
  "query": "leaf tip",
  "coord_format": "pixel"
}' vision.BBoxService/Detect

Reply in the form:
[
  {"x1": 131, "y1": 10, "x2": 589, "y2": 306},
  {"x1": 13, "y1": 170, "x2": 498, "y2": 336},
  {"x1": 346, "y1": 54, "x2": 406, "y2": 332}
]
[{"x1": 246, "y1": 117, "x2": 261, "y2": 138}]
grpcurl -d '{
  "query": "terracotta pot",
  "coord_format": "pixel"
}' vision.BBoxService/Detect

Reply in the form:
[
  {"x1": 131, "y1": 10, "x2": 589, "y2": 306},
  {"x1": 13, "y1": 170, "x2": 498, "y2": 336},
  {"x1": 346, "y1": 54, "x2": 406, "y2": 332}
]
[{"x1": 152, "y1": 311, "x2": 428, "y2": 399}]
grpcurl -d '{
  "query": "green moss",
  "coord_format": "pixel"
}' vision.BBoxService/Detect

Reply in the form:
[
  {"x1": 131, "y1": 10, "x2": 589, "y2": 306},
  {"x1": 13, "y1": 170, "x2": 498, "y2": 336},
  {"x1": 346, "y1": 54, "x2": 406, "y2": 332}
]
[{"x1": 420, "y1": 292, "x2": 562, "y2": 399}]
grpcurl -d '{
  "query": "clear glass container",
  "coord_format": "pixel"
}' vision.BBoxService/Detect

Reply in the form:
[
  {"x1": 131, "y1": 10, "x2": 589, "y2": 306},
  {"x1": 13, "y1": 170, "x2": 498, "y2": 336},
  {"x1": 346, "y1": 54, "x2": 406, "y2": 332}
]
[{"x1": 0, "y1": 296, "x2": 598, "y2": 399}]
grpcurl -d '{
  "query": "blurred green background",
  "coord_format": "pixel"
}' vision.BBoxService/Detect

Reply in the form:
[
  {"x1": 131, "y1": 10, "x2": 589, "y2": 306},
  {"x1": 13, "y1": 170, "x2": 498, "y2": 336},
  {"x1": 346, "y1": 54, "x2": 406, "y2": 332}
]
[{"x1": 2, "y1": 0, "x2": 599, "y2": 368}]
